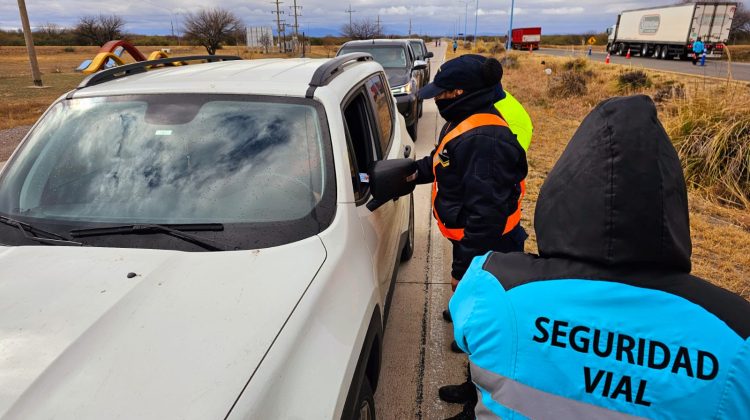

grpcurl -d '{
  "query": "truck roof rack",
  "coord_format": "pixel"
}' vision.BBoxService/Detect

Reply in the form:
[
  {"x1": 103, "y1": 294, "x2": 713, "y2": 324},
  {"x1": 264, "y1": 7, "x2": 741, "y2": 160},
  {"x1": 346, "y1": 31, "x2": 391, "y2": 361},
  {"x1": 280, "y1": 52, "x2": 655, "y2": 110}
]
[
  {"x1": 72, "y1": 55, "x2": 242, "y2": 92},
  {"x1": 306, "y1": 53, "x2": 374, "y2": 98}
]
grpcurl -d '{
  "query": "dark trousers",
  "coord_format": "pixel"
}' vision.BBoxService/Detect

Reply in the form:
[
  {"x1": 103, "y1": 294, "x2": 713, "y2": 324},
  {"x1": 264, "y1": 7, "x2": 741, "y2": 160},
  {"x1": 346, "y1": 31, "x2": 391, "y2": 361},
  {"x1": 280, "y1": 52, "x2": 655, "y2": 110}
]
[{"x1": 449, "y1": 225, "x2": 527, "y2": 283}]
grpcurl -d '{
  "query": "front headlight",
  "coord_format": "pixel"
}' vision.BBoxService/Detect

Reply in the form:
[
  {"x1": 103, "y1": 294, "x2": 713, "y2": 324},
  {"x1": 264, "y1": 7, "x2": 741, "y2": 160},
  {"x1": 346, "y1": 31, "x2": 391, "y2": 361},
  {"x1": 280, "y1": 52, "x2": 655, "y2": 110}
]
[{"x1": 391, "y1": 80, "x2": 415, "y2": 96}]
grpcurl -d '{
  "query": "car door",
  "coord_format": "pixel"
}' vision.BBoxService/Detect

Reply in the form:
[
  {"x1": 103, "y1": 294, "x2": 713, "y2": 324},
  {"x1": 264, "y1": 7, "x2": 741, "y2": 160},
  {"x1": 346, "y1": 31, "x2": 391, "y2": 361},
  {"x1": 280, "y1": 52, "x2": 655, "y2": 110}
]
[{"x1": 342, "y1": 72, "x2": 407, "y2": 304}]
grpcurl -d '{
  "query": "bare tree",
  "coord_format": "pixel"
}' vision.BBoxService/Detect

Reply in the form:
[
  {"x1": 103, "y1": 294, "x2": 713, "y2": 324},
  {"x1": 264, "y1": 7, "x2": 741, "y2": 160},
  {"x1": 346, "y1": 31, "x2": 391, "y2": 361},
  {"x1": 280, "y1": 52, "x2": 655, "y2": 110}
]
[
  {"x1": 730, "y1": 3, "x2": 750, "y2": 43},
  {"x1": 341, "y1": 18, "x2": 383, "y2": 40},
  {"x1": 75, "y1": 14, "x2": 125, "y2": 46},
  {"x1": 183, "y1": 8, "x2": 243, "y2": 55},
  {"x1": 259, "y1": 33, "x2": 272, "y2": 53},
  {"x1": 40, "y1": 22, "x2": 63, "y2": 36}
]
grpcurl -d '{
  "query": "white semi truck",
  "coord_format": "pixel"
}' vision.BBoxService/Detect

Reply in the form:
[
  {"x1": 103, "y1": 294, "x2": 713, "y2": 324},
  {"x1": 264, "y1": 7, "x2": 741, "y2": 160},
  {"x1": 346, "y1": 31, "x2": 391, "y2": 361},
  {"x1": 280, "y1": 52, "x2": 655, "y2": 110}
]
[{"x1": 607, "y1": 2, "x2": 737, "y2": 60}]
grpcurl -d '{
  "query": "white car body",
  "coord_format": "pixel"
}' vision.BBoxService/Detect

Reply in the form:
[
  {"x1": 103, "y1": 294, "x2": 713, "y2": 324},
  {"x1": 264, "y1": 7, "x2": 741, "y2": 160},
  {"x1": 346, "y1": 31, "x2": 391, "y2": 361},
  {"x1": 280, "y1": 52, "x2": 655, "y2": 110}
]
[{"x1": 0, "y1": 57, "x2": 414, "y2": 419}]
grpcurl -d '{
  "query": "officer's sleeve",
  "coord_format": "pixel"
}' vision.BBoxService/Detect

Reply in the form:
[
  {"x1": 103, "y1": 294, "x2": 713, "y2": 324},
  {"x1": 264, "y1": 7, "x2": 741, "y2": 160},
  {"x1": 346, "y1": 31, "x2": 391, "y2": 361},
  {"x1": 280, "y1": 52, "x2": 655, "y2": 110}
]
[
  {"x1": 450, "y1": 131, "x2": 526, "y2": 279},
  {"x1": 413, "y1": 150, "x2": 436, "y2": 185}
]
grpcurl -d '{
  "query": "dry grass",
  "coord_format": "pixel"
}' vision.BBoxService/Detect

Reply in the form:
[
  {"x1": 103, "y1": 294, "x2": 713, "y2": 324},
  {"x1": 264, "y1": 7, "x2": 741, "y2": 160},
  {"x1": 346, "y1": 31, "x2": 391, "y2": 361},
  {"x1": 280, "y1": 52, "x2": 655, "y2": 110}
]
[
  {"x1": 0, "y1": 45, "x2": 333, "y2": 130},
  {"x1": 497, "y1": 53, "x2": 750, "y2": 300}
]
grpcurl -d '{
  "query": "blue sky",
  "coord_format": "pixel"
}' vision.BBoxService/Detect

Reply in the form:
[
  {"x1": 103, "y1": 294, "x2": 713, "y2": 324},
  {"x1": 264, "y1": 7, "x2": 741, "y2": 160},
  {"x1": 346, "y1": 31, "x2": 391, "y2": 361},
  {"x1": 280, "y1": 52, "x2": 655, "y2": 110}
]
[{"x1": 1, "y1": 1, "x2": 689, "y2": 36}]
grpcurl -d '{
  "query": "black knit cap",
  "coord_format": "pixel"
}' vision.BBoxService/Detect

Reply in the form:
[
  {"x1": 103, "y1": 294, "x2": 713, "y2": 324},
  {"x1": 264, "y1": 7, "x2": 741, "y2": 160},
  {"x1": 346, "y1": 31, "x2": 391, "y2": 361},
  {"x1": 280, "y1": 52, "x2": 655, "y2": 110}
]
[{"x1": 418, "y1": 54, "x2": 504, "y2": 99}]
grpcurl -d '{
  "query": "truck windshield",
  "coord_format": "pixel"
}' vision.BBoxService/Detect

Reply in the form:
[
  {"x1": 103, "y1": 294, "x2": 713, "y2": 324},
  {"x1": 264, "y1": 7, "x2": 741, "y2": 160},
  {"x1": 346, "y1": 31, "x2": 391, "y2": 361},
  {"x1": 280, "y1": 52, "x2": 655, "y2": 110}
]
[
  {"x1": 0, "y1": 94, "x2": 335, "y2": 251},
  {"x1": 340, "y1": 46, "x2": 408, "y2": 68}
]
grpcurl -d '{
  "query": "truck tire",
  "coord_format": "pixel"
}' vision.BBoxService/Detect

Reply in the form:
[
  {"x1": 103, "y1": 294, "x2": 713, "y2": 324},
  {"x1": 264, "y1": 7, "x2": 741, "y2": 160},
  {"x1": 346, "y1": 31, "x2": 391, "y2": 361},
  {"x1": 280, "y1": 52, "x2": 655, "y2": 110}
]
[
  {"x1": 654, "y1": 45, "x2": 662, "y2": 59},
  {"x1": 618, "y1": 43, "x2": 627, "y2": 56},
  {"x1": 641, "y1": 44, "x2": 649, "y2": 57},
  {"x1": 660, "y1": 46, "x2": 670, "y2": 60}
]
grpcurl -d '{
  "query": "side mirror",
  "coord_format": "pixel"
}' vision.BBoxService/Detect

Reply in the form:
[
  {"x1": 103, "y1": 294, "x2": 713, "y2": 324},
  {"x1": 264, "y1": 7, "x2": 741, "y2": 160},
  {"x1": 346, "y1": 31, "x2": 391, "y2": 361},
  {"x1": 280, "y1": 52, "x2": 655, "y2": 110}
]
[
  {"x1": 413, "y1": 60, "x2": 428, "y2": 70},
  {"x1": 367, "y1": 159, "x2": 417, "y2": 210},
  {"x1": 426, "y1": 52, "x2": 434, "y2": 59}
]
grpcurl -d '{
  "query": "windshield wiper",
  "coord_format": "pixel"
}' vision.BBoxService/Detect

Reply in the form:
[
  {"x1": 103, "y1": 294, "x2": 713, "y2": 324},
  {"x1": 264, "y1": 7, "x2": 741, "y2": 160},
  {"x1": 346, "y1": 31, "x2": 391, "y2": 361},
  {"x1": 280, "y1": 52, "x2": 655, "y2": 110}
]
[
  {"x1": 69, "y1": 223, "x2": 231, "y2": 251},
  {"x1": 0, "y1": 215, "x2": 85, "y2": 246}
]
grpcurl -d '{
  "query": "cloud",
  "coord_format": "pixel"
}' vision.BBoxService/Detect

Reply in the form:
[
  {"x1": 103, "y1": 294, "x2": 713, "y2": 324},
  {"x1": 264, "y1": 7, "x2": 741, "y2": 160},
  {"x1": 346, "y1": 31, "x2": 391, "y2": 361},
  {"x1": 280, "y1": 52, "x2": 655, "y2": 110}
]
[{"x1": 541, "y1": 7, "x2": 585, "y2": 15}]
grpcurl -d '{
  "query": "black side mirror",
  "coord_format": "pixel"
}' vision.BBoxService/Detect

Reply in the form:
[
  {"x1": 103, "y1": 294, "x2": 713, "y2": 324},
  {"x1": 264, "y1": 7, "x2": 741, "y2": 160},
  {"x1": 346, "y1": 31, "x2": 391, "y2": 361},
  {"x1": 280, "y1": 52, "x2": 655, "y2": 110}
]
[
  {"x1": 367, "y1": 159, "x2": 417, "y2": 211},
  {"x1": 426, "y1": 52, "x2": 434, "y2": 59}
]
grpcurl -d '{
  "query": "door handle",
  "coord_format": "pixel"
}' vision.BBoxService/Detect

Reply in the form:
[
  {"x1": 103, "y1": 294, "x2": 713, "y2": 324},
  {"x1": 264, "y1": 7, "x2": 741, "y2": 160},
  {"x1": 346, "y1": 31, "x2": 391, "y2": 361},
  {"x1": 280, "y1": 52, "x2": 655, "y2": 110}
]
[{"x1": 403, "y1": 145, "x2": 412, "y2": 158}]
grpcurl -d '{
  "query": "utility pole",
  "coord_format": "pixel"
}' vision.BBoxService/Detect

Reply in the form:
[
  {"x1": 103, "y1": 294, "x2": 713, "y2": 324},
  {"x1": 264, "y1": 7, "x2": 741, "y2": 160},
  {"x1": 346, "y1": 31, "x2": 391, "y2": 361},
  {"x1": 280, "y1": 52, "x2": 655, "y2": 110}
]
[
  {"x1": 289, "y1": 0, "x2": 301, "y2": 52},
  {"x1": 408, "y1": 18, "x2": 412, "y2": 36},
  {"x1": 272, "y1": 0, "x2": 285, "y2": 52},
  {"x1": 376, "y1": 15, "x2": 381, "y2": 36},
  {"x1": 506, "y1": 0, "x2": 515, "y2": 51},
  {"x1": 463, "y1": 1, "x2": 468, "y2": 43},
  {"x1": 345, "y1": 4, "x2": 357, "y2": 29},
  {"x1": 473, "y1": 0, "x2": 479, "y2": 44},
  {"x1": 16, "y1": 0, "x2": 42, "y2": 87}
]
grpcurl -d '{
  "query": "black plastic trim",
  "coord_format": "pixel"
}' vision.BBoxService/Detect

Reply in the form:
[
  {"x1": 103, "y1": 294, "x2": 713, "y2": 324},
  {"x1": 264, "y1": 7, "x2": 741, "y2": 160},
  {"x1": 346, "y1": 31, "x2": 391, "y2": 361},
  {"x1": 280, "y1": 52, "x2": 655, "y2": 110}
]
[
  {"x1": 340, "y1": 305, "x2": 383, "y2": 420},
  {"x1": 306, "y1": 53, "x2": 374, "y2": 98},
  {"x1": 74, "y1": 55, "x2": 242, "y2": 91}
]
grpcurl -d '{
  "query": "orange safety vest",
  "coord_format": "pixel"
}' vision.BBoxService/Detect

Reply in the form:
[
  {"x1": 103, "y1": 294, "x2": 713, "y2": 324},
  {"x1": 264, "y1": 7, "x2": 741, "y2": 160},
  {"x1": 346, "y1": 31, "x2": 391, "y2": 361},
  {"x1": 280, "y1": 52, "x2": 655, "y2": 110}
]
[{"x1": 431, "y1": 113, "x2": 526, "y2": 241}]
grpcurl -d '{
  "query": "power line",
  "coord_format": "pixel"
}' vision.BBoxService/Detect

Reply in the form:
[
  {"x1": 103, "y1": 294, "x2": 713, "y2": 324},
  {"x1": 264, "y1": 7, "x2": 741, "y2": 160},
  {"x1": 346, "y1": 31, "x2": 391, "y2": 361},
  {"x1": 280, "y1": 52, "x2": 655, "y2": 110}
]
[
  {"x1": 289, "y1": 0, "x2": 302, "y2": 51},
  {"x1": 345, "y1": 4, "x2": 357, "y2": 28},
  {"x1": 272, "y1": 0, "x2": 285, "y2": 52}
]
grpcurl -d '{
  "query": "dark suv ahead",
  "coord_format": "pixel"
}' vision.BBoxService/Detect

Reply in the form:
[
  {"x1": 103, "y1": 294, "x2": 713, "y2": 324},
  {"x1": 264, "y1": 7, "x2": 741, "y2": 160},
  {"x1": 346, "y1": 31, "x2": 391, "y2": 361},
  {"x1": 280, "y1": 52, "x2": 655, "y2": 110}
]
[
  {"x1": 407, "y1": 39, "x2": 434, "y2": 86},
  {"x1": 338, "y1": 39, "x2": 427, "y2": 140}
]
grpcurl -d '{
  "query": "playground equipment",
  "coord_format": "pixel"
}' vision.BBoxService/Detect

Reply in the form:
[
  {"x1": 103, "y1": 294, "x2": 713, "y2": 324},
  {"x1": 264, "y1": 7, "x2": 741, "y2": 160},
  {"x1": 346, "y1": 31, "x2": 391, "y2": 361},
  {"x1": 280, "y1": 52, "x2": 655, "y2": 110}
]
[{"x1": 76, "y1": 40, "x2": 176, "y2": 74}]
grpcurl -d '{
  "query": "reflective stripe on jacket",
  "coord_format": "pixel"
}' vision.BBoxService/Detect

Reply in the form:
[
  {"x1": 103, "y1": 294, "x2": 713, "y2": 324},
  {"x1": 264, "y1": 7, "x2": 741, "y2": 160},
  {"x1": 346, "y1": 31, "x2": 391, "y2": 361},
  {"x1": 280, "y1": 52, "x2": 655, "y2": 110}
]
[{"x1": 430, "y1": 113, "x2": 524, "y2": 241}]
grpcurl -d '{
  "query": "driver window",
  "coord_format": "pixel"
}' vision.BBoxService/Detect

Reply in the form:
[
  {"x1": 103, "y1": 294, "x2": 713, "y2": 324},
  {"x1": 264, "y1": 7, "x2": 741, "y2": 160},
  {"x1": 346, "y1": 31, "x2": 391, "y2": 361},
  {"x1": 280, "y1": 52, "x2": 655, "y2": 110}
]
[{"x1": 343, "y1": 90, "x2": 378, "y2": 203}]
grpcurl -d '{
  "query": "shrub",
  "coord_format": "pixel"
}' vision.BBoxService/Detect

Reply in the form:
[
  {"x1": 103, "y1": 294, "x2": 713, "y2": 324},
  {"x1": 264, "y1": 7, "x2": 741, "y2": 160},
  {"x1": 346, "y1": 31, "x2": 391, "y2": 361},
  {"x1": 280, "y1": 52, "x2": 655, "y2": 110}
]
[
  {"x1": 664, "y1": 92, "x2": 750, "y2": 208},
  {"x1": 617, "y1": 70, "x2": 651, "y2": 92},
  {"x1": 501, "y1": 54, "x2": 520, "y2": 70},
  {"x1": 563, "y1": 57, "x2": 588, "y2": 72},
  {"x1": 653, "y1": 81, "x2": 685, "y2": 103},
  {"x1": 547, "y1": 70, "x2": 588, "y2": 98}
]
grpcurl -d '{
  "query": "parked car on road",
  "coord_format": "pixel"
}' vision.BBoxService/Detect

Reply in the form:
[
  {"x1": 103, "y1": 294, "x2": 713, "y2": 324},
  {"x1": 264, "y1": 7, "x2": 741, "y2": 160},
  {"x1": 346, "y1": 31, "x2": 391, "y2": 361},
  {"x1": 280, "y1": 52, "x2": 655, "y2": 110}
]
[
  {"x1": 338, "y1": 39, "x2": 427, "y2": 140},
  {"x1": 0, "y1": 53, "x2": 415, "y2": 420},
  {"x1": 407, "y1": 38, "x2": 435, "y2": 85}
]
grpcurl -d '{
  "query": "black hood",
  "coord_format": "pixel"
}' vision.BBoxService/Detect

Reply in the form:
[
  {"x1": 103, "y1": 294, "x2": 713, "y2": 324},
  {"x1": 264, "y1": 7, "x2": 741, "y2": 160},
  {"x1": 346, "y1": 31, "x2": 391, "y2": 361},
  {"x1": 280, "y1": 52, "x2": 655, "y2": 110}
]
[
  {"x1": 534, "y1": 95, "x2": 692, "y2": 272},
  {"x1": 384, "y1": 68, "x2": 411, "y2": 87}
]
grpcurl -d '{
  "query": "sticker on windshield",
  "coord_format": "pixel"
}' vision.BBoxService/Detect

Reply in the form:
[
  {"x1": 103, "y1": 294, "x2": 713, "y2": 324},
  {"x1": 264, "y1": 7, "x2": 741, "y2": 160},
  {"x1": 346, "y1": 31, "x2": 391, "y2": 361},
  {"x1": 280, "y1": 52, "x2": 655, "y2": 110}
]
[
  {"x1": 155, "y1": 130, "x2": 173, "y2": 136},
  {"x1": 359, "y1": 173, "x2": 370, "y2": 183}
]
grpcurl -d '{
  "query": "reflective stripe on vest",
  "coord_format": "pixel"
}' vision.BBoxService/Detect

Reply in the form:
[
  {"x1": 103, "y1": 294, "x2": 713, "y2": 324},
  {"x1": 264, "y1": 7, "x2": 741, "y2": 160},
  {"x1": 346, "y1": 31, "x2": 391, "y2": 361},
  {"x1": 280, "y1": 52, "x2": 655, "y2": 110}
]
[
  {"x1": 471, "y1": 362, "x2": 646, "y2": 420},
  {"x1": 431, "y1": 113, "x2": 525, "y2": 241}
]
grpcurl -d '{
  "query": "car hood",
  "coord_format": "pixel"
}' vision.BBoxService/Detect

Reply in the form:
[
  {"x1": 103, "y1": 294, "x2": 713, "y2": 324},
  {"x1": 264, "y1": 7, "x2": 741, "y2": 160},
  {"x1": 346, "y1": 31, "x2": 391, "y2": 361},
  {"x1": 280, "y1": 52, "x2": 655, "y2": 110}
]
[
  {"x1": 385, "y1": 68, "x2": 411, "y2": 87},
  {"x1": 0, "y1": 238, "x2": 326, "y2": 419}
]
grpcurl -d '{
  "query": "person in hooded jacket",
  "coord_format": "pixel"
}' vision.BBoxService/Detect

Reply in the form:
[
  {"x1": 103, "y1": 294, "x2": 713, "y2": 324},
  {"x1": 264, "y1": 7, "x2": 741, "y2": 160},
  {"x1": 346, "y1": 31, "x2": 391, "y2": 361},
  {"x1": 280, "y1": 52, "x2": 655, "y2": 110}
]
[
  {"x1": 450, "y1": 95, "x2": 750, "y2": 419},
  {"x1": 413, "y1": 54, "x2": 528, "y2": 419}
]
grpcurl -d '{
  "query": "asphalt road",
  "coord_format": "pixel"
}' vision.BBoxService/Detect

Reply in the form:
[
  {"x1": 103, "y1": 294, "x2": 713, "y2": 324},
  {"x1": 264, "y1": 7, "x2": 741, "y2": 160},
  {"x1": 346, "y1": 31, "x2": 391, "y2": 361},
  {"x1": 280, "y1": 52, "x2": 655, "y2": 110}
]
[
  {"x1": 374, "y1": 44, "x2": 471, "y2": 420},
  {"x1": 537, "y1": 47, "x2": 750, "y2": 81}
]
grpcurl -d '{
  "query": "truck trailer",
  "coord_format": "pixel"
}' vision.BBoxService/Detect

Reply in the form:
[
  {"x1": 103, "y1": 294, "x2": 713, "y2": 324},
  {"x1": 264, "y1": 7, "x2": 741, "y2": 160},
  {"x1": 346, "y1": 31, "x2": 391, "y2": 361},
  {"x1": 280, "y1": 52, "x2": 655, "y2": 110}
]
[
  {"x1": 606, "y1": 2, "x2": 737, "y2": 60},
  {"x1": 511, "y1": 27, "x2": 541, "y2": 50}
]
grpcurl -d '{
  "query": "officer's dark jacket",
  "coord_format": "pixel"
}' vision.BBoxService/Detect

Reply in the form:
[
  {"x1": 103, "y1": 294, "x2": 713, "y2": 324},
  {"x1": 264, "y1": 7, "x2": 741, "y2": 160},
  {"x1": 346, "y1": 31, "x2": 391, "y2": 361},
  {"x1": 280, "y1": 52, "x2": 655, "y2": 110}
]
[
  {"x1": 415, "y1": 86, "x2": 528, "y2": 278},
  {"x1": 450, "y1": 95, "x2": 750, "y2": 419}
]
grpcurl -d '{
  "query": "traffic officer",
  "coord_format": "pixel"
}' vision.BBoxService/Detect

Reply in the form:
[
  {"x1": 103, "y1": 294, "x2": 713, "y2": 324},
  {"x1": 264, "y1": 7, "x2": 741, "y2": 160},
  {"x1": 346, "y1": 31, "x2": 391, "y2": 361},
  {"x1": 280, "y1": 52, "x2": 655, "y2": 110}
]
[
  {"x1": 692, "y1": 37, "x2": 705, "y2": 65},
  {"x1": 450, "y1": 95, "x2": 750, "y2": 419},
  {"x1": 414, "y1": 54, "x2": 529, "y2": 419}
]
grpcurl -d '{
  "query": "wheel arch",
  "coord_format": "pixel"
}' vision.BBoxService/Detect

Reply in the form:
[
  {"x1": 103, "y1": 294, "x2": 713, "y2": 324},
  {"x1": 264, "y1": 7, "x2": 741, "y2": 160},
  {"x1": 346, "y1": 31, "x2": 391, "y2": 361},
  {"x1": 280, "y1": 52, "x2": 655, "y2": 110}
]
[{"x1": 340, "y1": 305, "x2": 383, "y2": 420}]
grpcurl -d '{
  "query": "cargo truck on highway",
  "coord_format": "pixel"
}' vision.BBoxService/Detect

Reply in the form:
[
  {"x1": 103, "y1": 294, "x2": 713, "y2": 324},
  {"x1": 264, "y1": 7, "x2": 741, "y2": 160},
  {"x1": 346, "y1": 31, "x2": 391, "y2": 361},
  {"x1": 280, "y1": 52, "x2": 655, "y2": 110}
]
[
  {"x1": 511, "y1": 27, "x2": 541, "y2": 50},
  {"x1": 606, "y1": 2, "x2": 737, "y2": 60}
]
